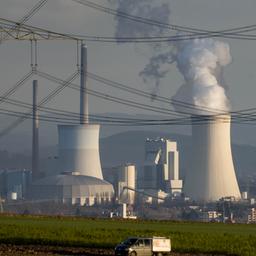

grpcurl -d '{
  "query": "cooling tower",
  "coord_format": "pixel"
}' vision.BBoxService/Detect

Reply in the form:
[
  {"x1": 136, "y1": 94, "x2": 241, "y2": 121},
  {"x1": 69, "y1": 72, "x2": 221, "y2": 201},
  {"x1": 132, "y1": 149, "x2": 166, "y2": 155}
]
[
  {"x1": 57, "y1": 44, "x2": 104, "y2": 180},
  {"x1": 58, "y1": 124, "x2": 103, "y2": 180},
  {"x1": 185, "y1": 114, "x2": 241, "y2": 201}
]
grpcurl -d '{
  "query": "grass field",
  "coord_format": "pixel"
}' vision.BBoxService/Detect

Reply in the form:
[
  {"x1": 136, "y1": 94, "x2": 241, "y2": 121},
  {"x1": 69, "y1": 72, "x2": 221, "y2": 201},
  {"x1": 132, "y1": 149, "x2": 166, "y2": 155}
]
[{"x1": 0, "y1": 215, "x2": 255, "y2": 256}]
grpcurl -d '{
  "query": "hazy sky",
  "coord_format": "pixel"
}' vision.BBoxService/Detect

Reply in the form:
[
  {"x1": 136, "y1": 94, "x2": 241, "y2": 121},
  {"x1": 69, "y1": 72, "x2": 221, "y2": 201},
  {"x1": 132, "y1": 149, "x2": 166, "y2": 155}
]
[{"x1": 1, "y1": 0, "x2": 256, "y2": 151}]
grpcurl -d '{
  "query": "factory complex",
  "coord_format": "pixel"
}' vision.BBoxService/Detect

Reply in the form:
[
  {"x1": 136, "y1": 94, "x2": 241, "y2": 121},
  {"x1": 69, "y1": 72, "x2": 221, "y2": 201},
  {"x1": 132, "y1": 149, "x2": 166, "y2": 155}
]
[{"x1": 0, "y1": 44, "x2": 255, "y2": 223}]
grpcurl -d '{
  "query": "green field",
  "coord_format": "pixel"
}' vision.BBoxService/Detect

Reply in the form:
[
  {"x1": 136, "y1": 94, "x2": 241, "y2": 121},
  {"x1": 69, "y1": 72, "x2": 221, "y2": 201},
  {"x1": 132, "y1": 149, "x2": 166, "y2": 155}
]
[{"x1": 0, "y1": 215, "x2": 255, "y2": 256}]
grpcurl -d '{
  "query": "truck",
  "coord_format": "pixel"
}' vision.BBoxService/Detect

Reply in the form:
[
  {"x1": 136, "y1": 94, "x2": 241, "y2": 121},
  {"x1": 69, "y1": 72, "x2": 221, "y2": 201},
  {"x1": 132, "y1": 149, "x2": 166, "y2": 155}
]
[{"x1": 114, "y1": 237, "x2": 171, "y2": 256}]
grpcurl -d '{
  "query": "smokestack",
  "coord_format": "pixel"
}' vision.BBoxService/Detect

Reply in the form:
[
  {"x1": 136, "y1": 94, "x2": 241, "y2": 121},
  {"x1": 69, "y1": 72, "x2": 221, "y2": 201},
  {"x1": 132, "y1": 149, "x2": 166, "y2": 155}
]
[
  {"x1": 57, "y1": 44, "x2": 104, "y2": 180},
  {"x1": 32, "y1": 80, "x2": 39, "y2": 181},
  {"x1": 184, "y1": 114, "x2": 241, "y2": 201},
  {"x1": 80, "y1": 43, "x2": 89, "y2": 124}
]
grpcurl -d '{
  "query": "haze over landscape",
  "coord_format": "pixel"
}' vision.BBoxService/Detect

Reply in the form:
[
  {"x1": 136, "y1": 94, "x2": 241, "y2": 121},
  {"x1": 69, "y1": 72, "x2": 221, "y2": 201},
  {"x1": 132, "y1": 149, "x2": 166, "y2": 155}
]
[
  {"x1": 1, "y1": 0, "x2": 256, "y2": 152},
  {"x1": 0, "y1": 1, "x2": 256, "y2": 255}
]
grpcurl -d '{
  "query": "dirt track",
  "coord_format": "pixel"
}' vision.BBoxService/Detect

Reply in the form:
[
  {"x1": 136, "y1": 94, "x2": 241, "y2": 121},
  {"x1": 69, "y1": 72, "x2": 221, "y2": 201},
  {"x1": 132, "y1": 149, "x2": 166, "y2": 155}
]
[
  {"x1": 0, "y1": 245, "x2": 229, "y2": 256},
  {"x1": 0, "y1": 245, "x2": 112, "y2": 256}
]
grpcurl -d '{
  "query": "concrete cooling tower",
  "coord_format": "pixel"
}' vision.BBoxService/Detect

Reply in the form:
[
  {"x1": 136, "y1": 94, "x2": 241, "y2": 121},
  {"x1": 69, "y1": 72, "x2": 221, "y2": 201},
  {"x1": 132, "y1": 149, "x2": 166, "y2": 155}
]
[
  {"x1": 30, "y1": 44, "x2": 114, "y2": 205},
  {"x1": 58, "y1": 124, "x2": 103, "y2": 180},
  {"x1": 57, "y1": 44, "x2": 104, "y2": 180},
  {"x1": 184, "y1": 114, "x2": 241, "y2": 201}
]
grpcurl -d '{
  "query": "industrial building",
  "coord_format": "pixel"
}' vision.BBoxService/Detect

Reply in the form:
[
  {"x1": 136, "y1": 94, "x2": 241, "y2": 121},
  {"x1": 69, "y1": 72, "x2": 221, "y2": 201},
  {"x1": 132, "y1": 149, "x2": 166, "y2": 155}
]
[
  {"x1": 116, "y1": 164, "x2": 136, "y2": 205},
  {"x1": 30, "y1": 172, "x2": 114, "y2": 206},
  {"x1": 103, "y1": 164, "x2": 137, "y2": 205},
  {"x1": 30, "y1": 44, "x2": 114, "y2": 206},
  {"x1": 199, "y1": 211, "x2": 222, "y2": 222},
  {"x1": 142, "y1": 189, "x2": 168, "y2": 204},
  {"x1": 185, "y1": 114, "x2": 241, "y2": 202},
  {"x1": 248, "y1": 208, "x2": 256, "y2": 223},
  {"x1": 2, "y1": 47, "x2": 241, "y2": 208},
  {"x1": 0, "y1": 169, "x2": 31, "y2": 200},
  {"x1": 143, "y1": 138, "x2": 183, "y2": 197}
]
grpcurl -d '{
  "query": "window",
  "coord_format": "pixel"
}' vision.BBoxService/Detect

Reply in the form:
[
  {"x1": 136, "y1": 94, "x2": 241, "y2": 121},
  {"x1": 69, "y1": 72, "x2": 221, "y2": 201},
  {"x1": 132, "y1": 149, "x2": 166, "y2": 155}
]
[
  {"x1": 123, "y1": 238, "x2": 137, "y2": 246},
  {"x1": 137, "y1": 239, "x2": 144, "y2": 246},
  {"x1": 144, "y1": 239, "x2": 151, "y2": 247}
]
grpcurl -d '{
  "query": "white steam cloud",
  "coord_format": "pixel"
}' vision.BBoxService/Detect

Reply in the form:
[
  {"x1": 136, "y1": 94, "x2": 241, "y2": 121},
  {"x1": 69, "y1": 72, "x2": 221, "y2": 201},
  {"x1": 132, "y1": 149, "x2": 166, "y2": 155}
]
[
  {"x1": 108, "y1": 1, "x2": 232, "y2": 114},
  {"x1": 172, "y1": 38, "x2": 232, "y2": 115}
]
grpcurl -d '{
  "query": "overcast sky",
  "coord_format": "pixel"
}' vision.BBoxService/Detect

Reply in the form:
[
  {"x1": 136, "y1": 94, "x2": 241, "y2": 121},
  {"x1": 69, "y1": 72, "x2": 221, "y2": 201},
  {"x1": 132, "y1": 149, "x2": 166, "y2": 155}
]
[{"x1": 1, "y1": 0, "x2": 256, "y2": 151}]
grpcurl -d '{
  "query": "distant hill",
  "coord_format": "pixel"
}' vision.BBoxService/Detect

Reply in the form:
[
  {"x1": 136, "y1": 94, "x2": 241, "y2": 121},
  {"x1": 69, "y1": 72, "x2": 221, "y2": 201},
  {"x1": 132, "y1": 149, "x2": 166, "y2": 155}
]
[
  {"x1": 100, "y1": 130, "x2": 190, "y2": 167},
  {"x1": 0, "y1": 130, "x2": 255, "y2": 178},
  {"x1": 100, "y1": 130, "x2": 256, "y2": 177}
]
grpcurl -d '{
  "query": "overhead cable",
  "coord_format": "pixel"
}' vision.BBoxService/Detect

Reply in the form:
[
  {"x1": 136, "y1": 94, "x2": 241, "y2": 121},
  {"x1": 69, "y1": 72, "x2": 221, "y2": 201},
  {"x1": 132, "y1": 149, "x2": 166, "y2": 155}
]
[
  {"x1": 0, "y1": 71, "x2": 79, "y2": 138},
  {"x1": 0, "y1": 0, "x2": 48, "y2": 44}
]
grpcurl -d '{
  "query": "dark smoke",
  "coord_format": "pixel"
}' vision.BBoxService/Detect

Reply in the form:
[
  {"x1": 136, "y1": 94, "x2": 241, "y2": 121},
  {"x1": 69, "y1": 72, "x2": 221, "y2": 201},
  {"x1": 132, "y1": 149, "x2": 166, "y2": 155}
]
[
  {"x1": 139, "y1": 51, "x2": 175, "y2": 95},
  {"x1": 108, "y1": 0, "x2": 173, "y2": 91},
  {"x1": 109, "y1": 0, "x2": 170, "y2": 38}
]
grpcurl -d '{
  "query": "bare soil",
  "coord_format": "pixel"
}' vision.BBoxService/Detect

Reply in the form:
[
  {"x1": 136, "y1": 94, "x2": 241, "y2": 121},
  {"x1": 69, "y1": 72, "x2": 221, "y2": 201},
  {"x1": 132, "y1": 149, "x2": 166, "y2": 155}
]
[{"x1": 0, "y1": 245, "x2": 229, "y2": 256}]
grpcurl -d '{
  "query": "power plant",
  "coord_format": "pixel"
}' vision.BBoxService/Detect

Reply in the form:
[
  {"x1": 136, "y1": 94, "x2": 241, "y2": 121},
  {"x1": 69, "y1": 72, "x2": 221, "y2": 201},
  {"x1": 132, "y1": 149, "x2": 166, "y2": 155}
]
[
  {"x1": 1, "y1": 53, "x2": 243, "y2": 208},
  {"x1": 30, "y1": 44, "x2": 114, "y2": 205},
  {"x1": 1, "y1": 3, "x2": 256, "y2": 225},
  {"x1": 143, "y1": 138, "x2": 183, "y2": 199},
  {"x1": 0, "y1": 38, "x2": 250, "y2": 222},
  {"x1": 117, "y1": 164, "x2": 136, "y2": 205},
  {"x1": 184, "y1": 114, "x2": 241, "y2": 201}
]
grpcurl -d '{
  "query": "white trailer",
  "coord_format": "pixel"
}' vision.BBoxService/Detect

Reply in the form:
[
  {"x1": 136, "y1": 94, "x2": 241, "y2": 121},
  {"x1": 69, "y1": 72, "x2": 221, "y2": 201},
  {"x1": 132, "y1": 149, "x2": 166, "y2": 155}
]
[{"x1": 152, "y1": 237, "x2": 171, "y2": 254}]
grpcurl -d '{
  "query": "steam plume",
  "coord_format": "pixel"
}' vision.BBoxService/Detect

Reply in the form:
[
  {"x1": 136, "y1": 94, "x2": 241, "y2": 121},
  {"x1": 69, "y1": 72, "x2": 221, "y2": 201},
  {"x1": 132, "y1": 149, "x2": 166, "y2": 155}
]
[
  {"x1": 108, "y1": 1, "x2": 232, "y2": 113},
  {"x1": 108, "y1": 0, "x2": 172, "y2": 88},
  {"x1": 109, "y1": 0, "x2": 170, "y2": 39},
  {"x1": 172, "y1": 38, "x2": 232, "y2": 115}
]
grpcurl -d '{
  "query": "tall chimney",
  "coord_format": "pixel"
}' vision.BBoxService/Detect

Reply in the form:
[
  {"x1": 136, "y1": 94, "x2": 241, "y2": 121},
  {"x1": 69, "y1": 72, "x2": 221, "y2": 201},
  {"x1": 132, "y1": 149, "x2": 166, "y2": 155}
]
[
  {"x1": 80, "y1": 43, "x2": 89, "y2": 124},
  {"x1": 32, "y1": 80, "x2": 39, "y2": 181}
]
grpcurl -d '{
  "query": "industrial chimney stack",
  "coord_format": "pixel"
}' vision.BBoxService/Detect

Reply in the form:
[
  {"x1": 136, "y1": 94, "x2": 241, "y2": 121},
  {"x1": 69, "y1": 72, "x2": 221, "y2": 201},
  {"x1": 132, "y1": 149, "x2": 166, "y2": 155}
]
[
  {"x1": 80, "y1": 43, "x2": 88, "y2": 124},
  {"x1": 57, "y1": 44, "x2": 104, "y2": 180},
  {"x1": 32, "y1": 80, "x2": 39, "y2": 181}
]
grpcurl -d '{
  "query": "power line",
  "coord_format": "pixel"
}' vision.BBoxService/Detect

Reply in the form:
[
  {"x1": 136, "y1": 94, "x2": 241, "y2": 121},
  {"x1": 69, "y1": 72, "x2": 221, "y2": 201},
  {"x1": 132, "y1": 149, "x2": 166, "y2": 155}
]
[
  {"x1": 86, "y1": 72, "x2": 227, "y2": 116},
  {"x1": 0, "y1": 69, "x2": 256, "y2": 135},
  {"x1": 1, "y1": 73, "x2": 256, "y2": 130},
  {"x1": 1, "y1": 102, "x2": 256, "y2": 127},
  {"x1": 36, "y1": 70, "x2": 256, "y2": 124},
  {"x1": 70, "y1": 0, "x2": 256, "y2": 41},
  {"x1": 1, "y1": 15, "x2": 256, "y2": 42},
  {"x1": 36, "y1": 70, "x2": 186, "y2": 117},
  {"x1": 0, "y1": 71, "x2": 34, "y2": 103},
  {"x1": 18, "y1": 0, "x2": 48, "y2": 25},
  {"x1": 2, "y1": 92, "x2": 256, "y2": 125},
  {"x1": 0, "y1": 0, "x2": 48, "y2": 44},
  {"x1": 0, "y1": 17, "x2": 79, "y2": 41},
  {"x1": 0, "y1": 71, "x2": 79, "y2": 138},
  {"x1": 0, "y1": 96, "x2": 159, "y2": 123}
]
